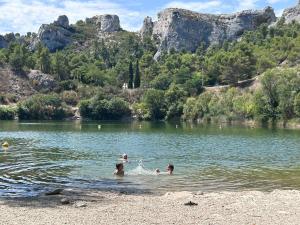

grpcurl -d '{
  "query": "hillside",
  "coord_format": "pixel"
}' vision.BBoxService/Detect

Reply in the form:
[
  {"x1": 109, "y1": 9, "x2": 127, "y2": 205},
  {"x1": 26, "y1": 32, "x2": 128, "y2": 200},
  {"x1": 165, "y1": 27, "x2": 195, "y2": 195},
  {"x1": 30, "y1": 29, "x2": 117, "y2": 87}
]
[
  {"x1": 0, "y1": 67, "x2": 35, "y2": 100},
  {"x1": 0, "y1": 2, "x2": 299, "y2": 122}
]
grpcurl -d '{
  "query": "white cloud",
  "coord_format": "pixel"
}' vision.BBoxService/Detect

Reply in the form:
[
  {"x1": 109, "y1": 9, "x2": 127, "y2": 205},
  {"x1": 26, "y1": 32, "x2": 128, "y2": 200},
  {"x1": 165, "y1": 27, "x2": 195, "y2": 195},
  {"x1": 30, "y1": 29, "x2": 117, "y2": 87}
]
[
  {"x1": 275, "y1": 8, "x2": 284, "y2": 16},
  {"x1": 237, "y1": 0, "x2": 259, "y2": 10},
  {"x1": 0, "y1": 0, "x2": 146, "y2": 34},
  {"x1": 267, "y1": 0, "x2": 282, "y2": 3},
  {"x1": 164, "y1": 1, "x2": 222, "y2": 12}
]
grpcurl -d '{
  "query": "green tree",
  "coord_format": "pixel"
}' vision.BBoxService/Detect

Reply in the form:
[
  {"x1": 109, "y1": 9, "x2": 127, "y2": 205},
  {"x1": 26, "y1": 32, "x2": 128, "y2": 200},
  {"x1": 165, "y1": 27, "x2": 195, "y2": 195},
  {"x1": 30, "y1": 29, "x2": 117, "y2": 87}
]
[
  {"x1": 53, "y1": 51, "x2": 69, "y2": 80},
  {"x1": 9, "y1": 45, "x2": 25, "y2": 71},
  {"x1": 143, "y1": 89, "x2": 166, "y2": 120},
  {"x1": 128, "y1": 61, "x2": 133, "y2": 89},
  {"x1": 39, "y1": 48, "x2": 51, "y2": 73},
  {"x1": 294, "y1": 93, "x2": 300, "y2": 117},
  {"x1": 134, "y1": 60, "x2": 141, "y2": 88}
]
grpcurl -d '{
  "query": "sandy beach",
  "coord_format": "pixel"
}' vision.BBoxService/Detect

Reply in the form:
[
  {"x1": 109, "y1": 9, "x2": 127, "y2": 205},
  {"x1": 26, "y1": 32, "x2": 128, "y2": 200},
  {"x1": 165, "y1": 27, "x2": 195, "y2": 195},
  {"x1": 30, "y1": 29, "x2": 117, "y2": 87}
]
[{"x1": 0, "y1": 189, "x2": 299, "y2": 225}]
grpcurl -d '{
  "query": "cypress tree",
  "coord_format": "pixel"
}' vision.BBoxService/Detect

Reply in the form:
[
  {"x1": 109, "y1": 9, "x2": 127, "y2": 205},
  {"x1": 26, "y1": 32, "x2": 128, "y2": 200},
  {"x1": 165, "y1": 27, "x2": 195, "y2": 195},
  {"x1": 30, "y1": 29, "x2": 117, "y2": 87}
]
[
  {"x1": 128, "y1": 61, "x2": 133, "y2": 89},
  {"x1": 134, "y1": 60, "x2": 140, "y2": 88},
  {"x1": 39, "y1": 48, "x2": 51, "y2": 74}
]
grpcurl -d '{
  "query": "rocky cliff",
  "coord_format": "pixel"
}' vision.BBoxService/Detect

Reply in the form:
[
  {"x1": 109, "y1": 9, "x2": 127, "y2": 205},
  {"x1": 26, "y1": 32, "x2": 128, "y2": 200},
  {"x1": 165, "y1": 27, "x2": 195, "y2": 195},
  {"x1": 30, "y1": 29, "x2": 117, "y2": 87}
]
[
  {"x1": 30, "y1": 15, "x2": 73, "y2": 52},
  {"x1": 282, "y1": 1, "x2": 300, "y2": 24},
  {"x1": 0, "y1": 35, "x2": 8, "y2": 49},
  {"x1": 31, "y1": 14, "x2": 121, "y2": 52},
  {"x1": 142, "y1": 7, "x2": 276, "y2": 59}
]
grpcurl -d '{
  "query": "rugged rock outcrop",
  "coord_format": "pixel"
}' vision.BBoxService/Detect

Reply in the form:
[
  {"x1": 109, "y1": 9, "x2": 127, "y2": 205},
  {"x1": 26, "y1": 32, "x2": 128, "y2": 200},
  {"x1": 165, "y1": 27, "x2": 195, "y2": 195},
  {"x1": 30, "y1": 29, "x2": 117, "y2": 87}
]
[
  {"x1": 282, "y1": 1, "x2": 300, "y2": 24},
  {"x1": 89, "y1": 14, "x2": 121, "y2": 33},
  {"x1": 141, "y1": 7, "x2": 276, "y2": 59},
  {"x1": 31, "y1": 15, "x2": 73, "y2": 52},
  {"x1": 54, "y1": 15, "x2": 70, "y2": 29},
  {"x1": 0, "y1": 35, "x2": 8, "y2": 49},
  {"x1": 140, "y1": 17, "x2": 154, "y2": 39},
  {"x1": 28, "y1": 70, "x2": 57, "y2": 91}
]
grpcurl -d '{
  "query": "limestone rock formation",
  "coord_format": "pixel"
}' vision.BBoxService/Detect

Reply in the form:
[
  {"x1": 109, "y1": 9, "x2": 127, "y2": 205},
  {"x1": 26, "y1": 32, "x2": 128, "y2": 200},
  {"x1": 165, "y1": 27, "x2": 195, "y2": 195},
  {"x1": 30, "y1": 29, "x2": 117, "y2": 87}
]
[
  {"x1": 140, "y1": 17, "x2": 154, "y2": 39},
  {"x1": 282, "y1": 1, "x2": 300, "y2": 24},
  {"x1": 90, "y1": 14, "x2": 121, "y2": 32},
  {"x1": 141, "y1": 7, "x2": 276, "y2": 59},
  {"x1": 0, "y1": 35, "x2": 8, "y2": 49},
  {"x1": 54, "y1": 15, "x2": 70, "y2": 29},
  {"x1": 28, "y1": 70, "x2": 57, "y2": 91},
  {"x1": 31, "y1": 15, "x2": 73, "y2": 52}
]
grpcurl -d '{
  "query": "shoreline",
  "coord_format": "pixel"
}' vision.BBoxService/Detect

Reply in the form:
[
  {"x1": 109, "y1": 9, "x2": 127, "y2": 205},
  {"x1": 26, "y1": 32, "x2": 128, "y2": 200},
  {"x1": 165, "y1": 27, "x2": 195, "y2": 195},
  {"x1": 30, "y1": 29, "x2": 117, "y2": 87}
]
[{"x1": 0, "y1": 189, "x2": 299, "y2": 225}]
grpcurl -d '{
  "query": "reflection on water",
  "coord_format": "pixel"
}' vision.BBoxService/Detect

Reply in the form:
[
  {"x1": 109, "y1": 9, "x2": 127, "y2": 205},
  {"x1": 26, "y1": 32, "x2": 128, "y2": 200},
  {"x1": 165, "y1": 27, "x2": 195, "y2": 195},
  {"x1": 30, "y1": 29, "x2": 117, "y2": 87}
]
[{"x1": 0, "y1": 121, "x2": 300, "y2": 197}]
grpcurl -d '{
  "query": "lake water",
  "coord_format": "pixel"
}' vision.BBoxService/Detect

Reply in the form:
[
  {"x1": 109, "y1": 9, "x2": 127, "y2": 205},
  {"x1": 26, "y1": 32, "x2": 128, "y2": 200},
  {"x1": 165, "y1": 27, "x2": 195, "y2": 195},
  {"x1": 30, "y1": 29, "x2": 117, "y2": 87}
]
[{"x1": 0, "y1": 121, "x2": 300, "y2": 197}]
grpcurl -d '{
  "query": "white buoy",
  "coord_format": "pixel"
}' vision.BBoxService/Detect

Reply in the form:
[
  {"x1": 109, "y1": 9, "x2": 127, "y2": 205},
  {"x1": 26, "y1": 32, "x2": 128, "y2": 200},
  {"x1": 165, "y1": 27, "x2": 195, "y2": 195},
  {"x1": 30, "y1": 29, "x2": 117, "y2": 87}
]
[
  {"x1": 98, "y1": 125, "x2": 102, "y2": 130},
  {"x1": 139, "y1": 124, "x2": 142, "y2": 129},
  {"x1": 176, "y1": 125, "x2": 178, "y2": 129}
]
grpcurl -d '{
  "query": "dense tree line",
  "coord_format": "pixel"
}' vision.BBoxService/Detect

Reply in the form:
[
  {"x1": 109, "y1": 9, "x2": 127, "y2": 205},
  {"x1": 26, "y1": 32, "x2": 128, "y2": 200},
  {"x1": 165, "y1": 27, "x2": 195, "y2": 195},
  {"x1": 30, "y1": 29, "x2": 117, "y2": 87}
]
[{"x1": 0, "y1": 21, "x2": 299, "y2": 122}]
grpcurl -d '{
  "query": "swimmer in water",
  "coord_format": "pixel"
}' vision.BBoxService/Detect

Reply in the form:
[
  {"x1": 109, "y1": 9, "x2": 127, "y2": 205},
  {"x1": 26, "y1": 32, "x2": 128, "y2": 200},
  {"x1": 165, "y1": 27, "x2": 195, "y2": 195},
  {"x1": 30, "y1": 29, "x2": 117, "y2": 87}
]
[
  {"x1": 155, "y1": 164, "x2": 174, "y2": 175},
  {"x1": 167, "y1": 164, "x2": 174, "y2": 175},
  {"x1": 120, "y1": 153, "x2": 129, "y2": 163},
  {"x1": 114, "y1": 163, "x2": 124, "y2": 177}
]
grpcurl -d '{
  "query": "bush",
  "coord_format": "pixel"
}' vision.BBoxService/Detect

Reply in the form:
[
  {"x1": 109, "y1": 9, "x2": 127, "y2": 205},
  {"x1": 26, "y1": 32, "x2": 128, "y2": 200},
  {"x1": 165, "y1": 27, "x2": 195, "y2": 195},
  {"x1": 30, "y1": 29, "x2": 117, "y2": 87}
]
[
  {"x1": 79, "y1": 96, "x2": 131, "y2": 120},
  {"x1": 143, "y1": 89, "x2": 166, "y2": 120},
  {"x1": 132, "y1": 102, "x2": 150, "y2": 120},
  {"x1": 59, "y1": 80, "x2": 78, "y2": 91},
  {"x1": 0, "y1": 106, "x2": 17, "y2": 120},
  {"x1": 294, "y1": 93, "x2": 300, "y2": 117},
  {"x1": 62, "y1": 91, "x2": 79, "y2": 106},
  {"x1": 18, "y1": 94, "x2": 68, "y2": 120}
]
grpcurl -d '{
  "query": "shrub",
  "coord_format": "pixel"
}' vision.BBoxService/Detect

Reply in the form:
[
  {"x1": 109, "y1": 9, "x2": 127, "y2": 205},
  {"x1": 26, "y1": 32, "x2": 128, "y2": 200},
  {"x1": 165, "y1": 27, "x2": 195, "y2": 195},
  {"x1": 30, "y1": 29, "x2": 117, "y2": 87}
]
[
  {"x1": 143, "y1": 89, "x2": 166, "y2": 120},
  {"x1": 79, "y1": 97, "x2": 131, "y2": 120},
  {"x1": 18, "y1": 94, "x2": 68, "y2": 120},
  {"x1": 294, "y1": 93, "x2": 300, "y2": 117},
  {"x1": 59, "y1": 80, "x2": 78, "y2": 91},
  {"x1": 132, "y1": 102, "x2": 150, "y2": 120},
  {"x1": 0, "y1": 106, "x2": 17, "y2": 120},
  {"x1": 62, "y1": 91, "x2": 79, "y2": 106}
]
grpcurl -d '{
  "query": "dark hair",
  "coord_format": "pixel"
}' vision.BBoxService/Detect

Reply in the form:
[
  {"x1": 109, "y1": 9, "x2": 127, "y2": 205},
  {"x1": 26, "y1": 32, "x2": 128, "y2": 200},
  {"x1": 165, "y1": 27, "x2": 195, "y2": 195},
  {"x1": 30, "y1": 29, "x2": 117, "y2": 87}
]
[
  {"x1": 116, "y1": 163, "x2": 123, "y2": 169},
  {"x1": 168, "y1": 164, "x2": 174, "y2": 171}
]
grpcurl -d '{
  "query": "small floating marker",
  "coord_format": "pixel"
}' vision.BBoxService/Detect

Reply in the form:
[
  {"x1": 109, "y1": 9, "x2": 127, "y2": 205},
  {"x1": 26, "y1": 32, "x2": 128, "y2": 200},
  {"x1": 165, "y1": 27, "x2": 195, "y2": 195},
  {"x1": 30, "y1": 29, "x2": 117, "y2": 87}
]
[
  {"x1": 139, "y1": 124, "x2": 142, "y2": 129},
  {"x1": 98, "y1": 125, "x2": 102, "y2": 130},
  {"x1": 176, "y1": 125, "x2": 178, "y2": 129},
  {"x1": 2, "y1": 142, "x2": 9, "y2": 148}
]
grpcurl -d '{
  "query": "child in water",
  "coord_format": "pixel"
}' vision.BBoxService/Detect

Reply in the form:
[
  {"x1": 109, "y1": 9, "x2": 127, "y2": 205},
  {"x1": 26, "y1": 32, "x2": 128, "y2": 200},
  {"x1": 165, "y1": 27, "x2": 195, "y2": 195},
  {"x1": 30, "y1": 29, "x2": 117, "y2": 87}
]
[{"x1": 114, "y1": 163, "x2": 125, "y2": 176}]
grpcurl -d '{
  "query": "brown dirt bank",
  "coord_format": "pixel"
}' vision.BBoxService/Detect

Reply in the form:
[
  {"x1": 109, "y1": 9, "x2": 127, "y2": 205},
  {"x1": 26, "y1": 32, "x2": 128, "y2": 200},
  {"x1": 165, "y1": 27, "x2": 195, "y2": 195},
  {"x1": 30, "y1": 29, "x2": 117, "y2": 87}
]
[{"x1": 0, "y1": 189, "x2": 299, "y2": 225}]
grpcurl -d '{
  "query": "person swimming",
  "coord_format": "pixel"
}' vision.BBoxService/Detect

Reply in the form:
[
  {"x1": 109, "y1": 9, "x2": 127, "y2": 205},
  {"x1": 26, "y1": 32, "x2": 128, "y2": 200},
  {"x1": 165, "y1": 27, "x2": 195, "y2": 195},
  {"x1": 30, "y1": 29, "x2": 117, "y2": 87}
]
[
  {"x1": 114, "y1": 163, "x2": 125, "y2": 176},
  {"x1": 122, "y1": 154, "x2": 128, "y2": 161},
  {"x1": 155, "y1": 164, "x2": 174, "y2": 175}
]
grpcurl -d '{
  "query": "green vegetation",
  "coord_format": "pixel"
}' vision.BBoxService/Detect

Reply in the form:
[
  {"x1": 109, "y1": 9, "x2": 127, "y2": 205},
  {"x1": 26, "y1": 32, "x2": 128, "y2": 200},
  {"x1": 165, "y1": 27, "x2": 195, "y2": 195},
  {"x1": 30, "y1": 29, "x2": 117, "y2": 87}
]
[
  {"x1": 0, "y1": 21, "x2": 299, "y2": 122},
  {"x1": 79, "y1": 94, "x2": 131, "y2": 120},
  {"x1": 18, "y1": 94, "x2": 69, "y2": 120},
  {"x1": 0, "y1": 106, "x2": 17, "y2": 120}
]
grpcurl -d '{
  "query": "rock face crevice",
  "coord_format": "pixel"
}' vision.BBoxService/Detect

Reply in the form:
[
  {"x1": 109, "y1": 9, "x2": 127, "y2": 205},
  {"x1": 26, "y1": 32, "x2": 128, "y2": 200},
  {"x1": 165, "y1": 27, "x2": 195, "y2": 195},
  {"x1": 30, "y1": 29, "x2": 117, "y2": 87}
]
[{"x1": 142, "y1": 7, "x2": 276, "y2": 59}]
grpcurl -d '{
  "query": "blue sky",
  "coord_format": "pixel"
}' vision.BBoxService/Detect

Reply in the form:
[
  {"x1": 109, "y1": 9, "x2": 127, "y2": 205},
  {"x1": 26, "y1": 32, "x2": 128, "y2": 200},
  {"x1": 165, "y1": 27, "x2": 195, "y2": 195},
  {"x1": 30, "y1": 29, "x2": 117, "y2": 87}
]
[{"x1": 0, "y1": 0, "x2": 298, "y2": 34}]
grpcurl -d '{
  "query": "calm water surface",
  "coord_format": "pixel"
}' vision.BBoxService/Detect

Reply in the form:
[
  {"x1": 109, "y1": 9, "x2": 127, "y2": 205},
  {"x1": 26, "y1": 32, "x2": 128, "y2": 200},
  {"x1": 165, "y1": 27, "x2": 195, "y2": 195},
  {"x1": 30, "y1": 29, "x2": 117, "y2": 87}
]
[{"x1": 0, "y1": 121, "x2": 300, "y2": 197}]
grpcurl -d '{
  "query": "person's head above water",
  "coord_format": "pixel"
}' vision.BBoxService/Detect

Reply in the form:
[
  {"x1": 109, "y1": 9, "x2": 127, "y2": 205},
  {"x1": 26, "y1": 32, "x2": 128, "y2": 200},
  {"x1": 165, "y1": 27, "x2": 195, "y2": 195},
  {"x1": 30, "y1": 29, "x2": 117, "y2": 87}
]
[
  {"x1": 114, "y1": 163, "x2": 124, "y2": 176},
  {"x1": 116, "y1": 163, "x2": 124, "y2": 171},
  {"x1": 167, "y1": 164, "x2": 174, "y2": 174},
  {"x1": 122, "y1": 154, "x2": 128, "y2": 160}
]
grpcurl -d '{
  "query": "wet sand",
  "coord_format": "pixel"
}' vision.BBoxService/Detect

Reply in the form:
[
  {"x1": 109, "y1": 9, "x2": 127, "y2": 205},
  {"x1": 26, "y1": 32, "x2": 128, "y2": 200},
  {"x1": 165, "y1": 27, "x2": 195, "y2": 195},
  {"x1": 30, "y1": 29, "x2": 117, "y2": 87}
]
[{"x1": 0, "y1": 189, "x2": 299, "y2": 225}]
